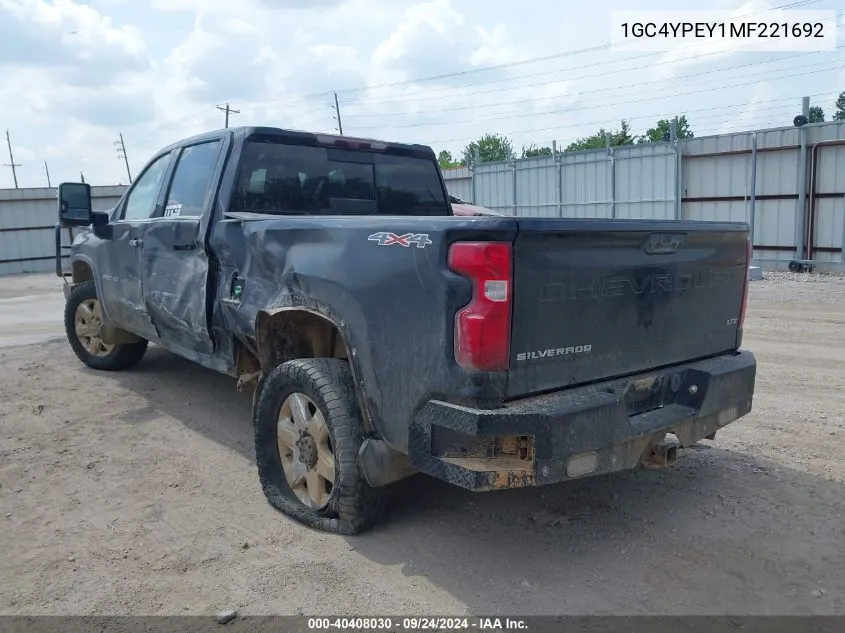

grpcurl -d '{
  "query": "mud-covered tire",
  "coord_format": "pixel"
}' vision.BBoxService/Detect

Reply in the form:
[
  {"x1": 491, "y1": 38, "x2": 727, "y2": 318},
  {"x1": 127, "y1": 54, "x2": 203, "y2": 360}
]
[
  {"x1": 253, "y1": 358, "x2": 388, "y2": 535},
  {"x1": 64, "y1": 281, "x2": 148, "y2": 371}
]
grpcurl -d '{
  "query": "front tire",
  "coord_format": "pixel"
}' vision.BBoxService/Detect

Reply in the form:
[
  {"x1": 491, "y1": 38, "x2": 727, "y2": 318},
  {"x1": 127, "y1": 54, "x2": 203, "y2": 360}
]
[
  {"x1": 253, "y1": 358, "x2": 388, "y2": 534},
  {"x1": 64, "y1": 281, "x2": 148, "y2": 371}
]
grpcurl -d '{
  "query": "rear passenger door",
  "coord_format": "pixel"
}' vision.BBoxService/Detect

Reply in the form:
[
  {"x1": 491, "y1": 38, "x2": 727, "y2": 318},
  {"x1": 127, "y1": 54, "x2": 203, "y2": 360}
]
[{"x1": 139, "y1": 137, "x2": 227, "y2": 356}]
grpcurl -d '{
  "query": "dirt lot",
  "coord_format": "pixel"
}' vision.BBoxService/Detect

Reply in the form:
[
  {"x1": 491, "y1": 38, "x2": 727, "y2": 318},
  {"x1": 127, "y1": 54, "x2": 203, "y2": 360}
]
[{"x1": 1, "y1": 272, "x2": 844, "y2": 616}]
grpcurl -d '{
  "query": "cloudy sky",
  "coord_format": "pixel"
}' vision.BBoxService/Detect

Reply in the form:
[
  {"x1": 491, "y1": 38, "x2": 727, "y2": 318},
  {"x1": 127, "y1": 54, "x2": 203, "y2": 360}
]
[{"x1": 1, "y1": 0, "x2": 844, "y2": 188}]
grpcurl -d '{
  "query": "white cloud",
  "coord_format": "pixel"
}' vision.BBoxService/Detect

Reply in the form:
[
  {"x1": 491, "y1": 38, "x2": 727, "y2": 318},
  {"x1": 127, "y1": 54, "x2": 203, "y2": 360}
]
[
  {"x1": 470, "y1": 24, "x2": 520, "y2": 67},
  {"x1": 652, "y1": 0, "x2": 792, "y2": 79},
  {"x1": 0, "y1": 0, "x2": 838, "y2": 189},
  {"x1": 370, "y1": 0, "x2": 466, "y2": 85},
  {"x1": 0, "y1": 0, "x2": 147, "y2": 74},
  {"x1": 719, "y1": 82, "x2": 776, "y2": 134}
]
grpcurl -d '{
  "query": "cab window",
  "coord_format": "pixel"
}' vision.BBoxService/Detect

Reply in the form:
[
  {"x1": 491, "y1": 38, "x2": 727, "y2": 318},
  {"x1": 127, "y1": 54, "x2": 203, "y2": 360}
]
[
  {"x1": 122, "y1": 152, "x2": 171, "y2": 220},
  {"x1": 162, "y1": 141, "x2": 222, "y2": 218}
]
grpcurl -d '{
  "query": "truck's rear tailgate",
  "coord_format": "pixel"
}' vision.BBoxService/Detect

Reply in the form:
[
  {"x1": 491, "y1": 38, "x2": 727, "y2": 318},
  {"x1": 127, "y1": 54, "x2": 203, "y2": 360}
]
[{"x1": 507, "y1": 218, "x2": 749, "y2": 399}]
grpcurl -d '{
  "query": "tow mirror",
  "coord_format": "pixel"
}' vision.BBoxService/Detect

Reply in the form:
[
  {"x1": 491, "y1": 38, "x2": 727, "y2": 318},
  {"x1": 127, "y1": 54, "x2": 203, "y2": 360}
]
[{"x1": 58, "y1": 182, "x2": 93, "y2": 227}]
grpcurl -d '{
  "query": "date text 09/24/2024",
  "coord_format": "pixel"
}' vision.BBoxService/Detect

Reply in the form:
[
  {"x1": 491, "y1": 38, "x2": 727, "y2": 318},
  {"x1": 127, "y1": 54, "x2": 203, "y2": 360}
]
[{"x1": 307, "y1": 617, "x2": 528, "y2": 631}]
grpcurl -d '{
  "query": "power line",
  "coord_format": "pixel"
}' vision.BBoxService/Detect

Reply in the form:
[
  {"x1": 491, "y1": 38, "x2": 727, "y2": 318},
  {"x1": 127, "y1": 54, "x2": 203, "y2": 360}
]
[
  {"x1": 127, "y1": 0, "x2": 828, "y2": 139},
  {"x1": 114, "y1": 133, "x2": 133, "y2": 184},
  {"x1": 696, "y1": 113, "x2": 820, "y2": 137},
  {"x1": 344, "y1": 48, "x2": 837, "y2": 119},
  {"x1": 195, "y1": 44, "x2": 831, "y2": 137},
  {"x1": 344, "y1": 49, "x2": 779, "y2": 109},
  {"x1": 344, "y1": 27, "x2": 840, "y2": 110},
  {"x1": 232, "y1": 44, "x2": 609, "y2": 109},
  {"x1": 329, "y1": 0, "x2": 823, "y2": 97},
  {"x1": 424, "y1": 93, "x2": 835, "y2": 146},
  {"x1": 212, "y1": 42, "x2": 827, "y2": 124},
  {"x1": 341, "y1": 0, "x2": 820, "y2": 105},
  {"x1": 216, "y1": 102, "x2": 240, "y2": 128},
  {"x1": 19, "y1": 0, "x2": 829, "y2": 174},
  {"x1": 3, "y1": 131, "x2": 21, "y2": 189},
  {"x1": 428, "y1": 100, "x2": 830, "y2": 148},
  {"x1": 224, "y1": 0, "x2": 825, "y2": 113},
  {"x1": 427, "y1": 105, "x2": 808, "y2": 146},
  {"x1": 337, "y1": 44, "x2": 611, "y2": 96},
  {"x1": 162, "y1": 35, "x2": 841, "y2": 143},
  {"x1": 353, "y1": 63, "x2": 845, "y2": 131}
]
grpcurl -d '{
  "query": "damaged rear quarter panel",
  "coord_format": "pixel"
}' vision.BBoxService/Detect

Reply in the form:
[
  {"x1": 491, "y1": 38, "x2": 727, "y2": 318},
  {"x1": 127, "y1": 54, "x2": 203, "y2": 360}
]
[{"x1": 210, "y1": 214, "x2": 518, "y2": 452}]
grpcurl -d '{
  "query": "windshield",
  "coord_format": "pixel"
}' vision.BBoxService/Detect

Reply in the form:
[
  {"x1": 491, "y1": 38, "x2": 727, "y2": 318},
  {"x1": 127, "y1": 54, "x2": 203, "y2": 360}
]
[{"x1": 232, "y1": 140, "x2": 450, "y2": 216}]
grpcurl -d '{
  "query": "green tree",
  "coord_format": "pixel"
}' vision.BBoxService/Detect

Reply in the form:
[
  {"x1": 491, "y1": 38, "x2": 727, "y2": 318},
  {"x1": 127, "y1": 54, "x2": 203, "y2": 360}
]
[
  {"x1": 565, "y1": 120, "x2": 635, "y2": 153},
  {"x1": 437, "y1": 150, "x2": 460, "y2": 169},
  {"x1": 565, "y1": 132, "x2": 608, "y2": 153},
  {"x1": 808, "y1": 106, "x2": 825, "y2": 123},
  {"x1": 521, "y1": 143, "x2": 553, "y2": 158},
  {"x1": 638, "y1": 115, "x2": 694, "y2": 143},
  {"x1": 833, "y1": 91, "x2": 845, "y2": 121},
  {"x1": 462, "y1": 133, "x2": 513, "y2": 165}
]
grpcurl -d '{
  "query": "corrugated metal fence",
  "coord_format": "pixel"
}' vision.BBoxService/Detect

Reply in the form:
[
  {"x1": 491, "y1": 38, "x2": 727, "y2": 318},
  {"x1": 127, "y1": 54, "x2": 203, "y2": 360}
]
[
  {"x1": 443, "y1": 121, "x2": 845, "y2": 268},
  {"x1": 0, "y1": 186, "x2": 126, "y2": 275},
  {"x1": 1, "y1": 122, "x2": 844, "y2": 275}
]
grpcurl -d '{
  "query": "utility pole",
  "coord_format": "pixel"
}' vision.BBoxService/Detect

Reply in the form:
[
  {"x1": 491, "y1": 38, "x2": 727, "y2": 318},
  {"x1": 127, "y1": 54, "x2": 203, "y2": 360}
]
[
  {"x1": 332, "y1": 92, "x2": 344, "y2": 135},
  {"x1": 114, "y1": 133, "x2": 132, "y2": 183},
  {"x1": 80, "y1": 171, "x2": 85, "y2": 183},
  {"x1": 796, "y1": 95, "x2": 811, "y2": 259},
  {"x1": 3, "y1": 130, "x2": 21, "y2": 189},
  {"x1": 44, "y1": 161, "x2": 52, "y2": 188},
  {"x1": 216, "y1": 103, "x2": 240, "y2": 128}
]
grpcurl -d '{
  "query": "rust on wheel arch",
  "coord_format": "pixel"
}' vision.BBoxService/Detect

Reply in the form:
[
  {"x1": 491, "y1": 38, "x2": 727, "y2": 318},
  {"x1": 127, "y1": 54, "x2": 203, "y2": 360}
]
[
  {"x1": 253, "y1": 307, "x2": 374, "y2": 434},
  {"x1": 255, "y1": 308, "x2": 351, "y2": 370}
]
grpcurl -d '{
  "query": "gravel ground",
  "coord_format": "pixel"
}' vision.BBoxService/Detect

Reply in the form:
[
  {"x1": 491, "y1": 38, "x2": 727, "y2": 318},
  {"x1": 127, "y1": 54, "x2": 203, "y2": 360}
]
[{"x1": 1, "y1": 275, "x2": 844, "y2": 616}]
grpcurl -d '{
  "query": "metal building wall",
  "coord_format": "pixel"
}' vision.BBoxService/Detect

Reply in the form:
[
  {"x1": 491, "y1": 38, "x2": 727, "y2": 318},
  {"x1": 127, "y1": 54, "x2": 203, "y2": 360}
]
[
  {"x1": 0, "y1": 186, "x2": 127, "y2": 276},
  {"x1": 615, "y1": 143, "x2": 676, "y2": 220},
  {"x1": 560, "y1": 151, "x2": 611, "y2": 219},
  {"x1": 443, "y1": 121, "x2": 845, "y2": 269},
  {"x1": 473, "y1": 162, "x2": 516, "y2": 215},
  {"x1": 516, "y1": 156, "x2": 558, "y2": 217},
  {"x1": 810, "y1": 127, "x2": 845, "y2": 263},
  {"x1": 441, "y1": 166, "x2": 473, "y2": 202}
]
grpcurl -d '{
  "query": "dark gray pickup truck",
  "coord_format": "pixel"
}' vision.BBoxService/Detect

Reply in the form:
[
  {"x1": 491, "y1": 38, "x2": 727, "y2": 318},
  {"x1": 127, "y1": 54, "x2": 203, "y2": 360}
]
[{"x1": 55, "y1": 126, "x2": 756, "y2": 534}]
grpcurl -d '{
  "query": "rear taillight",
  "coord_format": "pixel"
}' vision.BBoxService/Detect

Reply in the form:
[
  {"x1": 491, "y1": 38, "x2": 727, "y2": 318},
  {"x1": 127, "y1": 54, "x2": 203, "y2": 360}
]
[
  {"x1": 447, "y1": 241, "x2": 512, "y2": 371},
  {"x1": 738, "y1": 238, "x2": 752, "y2": 328}
]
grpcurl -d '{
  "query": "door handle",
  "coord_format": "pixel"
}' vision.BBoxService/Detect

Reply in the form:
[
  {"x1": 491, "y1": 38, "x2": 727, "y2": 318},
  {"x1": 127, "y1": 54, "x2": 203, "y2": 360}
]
[
  {"x1": 129, "y1": 238, "x2": 143, "y2": 248},
  {"x1": 173, "y1": 241, "x2": 199, "y2": 251}
]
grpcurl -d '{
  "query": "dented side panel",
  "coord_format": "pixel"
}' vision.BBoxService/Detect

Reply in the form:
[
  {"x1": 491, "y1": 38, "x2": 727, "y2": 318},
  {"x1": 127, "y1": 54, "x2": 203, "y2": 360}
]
[
  {"x1": 210, "y1": 215, "x2": 518, "y2": 452},
  {"x1": 140, "y1": 218, "x2": 213, "y2": 356}
]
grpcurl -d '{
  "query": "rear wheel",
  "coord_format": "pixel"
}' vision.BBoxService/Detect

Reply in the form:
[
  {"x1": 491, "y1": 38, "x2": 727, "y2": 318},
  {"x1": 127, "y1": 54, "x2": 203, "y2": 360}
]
[
  {"x1": 64, "y1": 281, "x2": 148, "y2": 371},
  {"x1": 253, "y1": 358, "x2": 388, "y2": 534}
]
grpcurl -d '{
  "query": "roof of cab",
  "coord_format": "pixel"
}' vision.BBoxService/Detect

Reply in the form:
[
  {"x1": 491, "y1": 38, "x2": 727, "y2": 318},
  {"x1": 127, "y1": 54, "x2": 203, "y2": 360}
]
[{"x1": 167, "y1": 126, "x2": 435, "y2": 157}]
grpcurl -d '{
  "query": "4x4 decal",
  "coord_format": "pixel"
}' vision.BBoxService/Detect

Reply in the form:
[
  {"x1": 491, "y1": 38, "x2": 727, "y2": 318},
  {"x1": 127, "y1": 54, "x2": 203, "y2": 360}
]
[{"x1": 368, "y1": 232, "x2": 432, "y2": 249}]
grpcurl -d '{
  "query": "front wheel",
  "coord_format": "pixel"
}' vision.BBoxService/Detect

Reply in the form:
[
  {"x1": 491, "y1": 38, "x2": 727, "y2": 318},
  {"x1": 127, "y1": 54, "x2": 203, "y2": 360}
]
[
  {"x1": 64, "y1": 281, "x2": 148, "y2": 371},
  {"x1": 253, "y1": 358, "x2": 388, "y2": 534}
]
